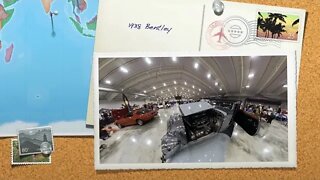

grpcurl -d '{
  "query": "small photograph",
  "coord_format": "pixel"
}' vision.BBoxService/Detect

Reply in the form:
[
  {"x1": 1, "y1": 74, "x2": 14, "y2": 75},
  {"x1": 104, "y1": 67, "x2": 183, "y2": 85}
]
[
  {"x1": 257, "y1": 12, "x2": 300, "y2": 41},
  {"x1": 18, "y1": 126, "x2": 53, "y2": 156},
  {"x1": 11, "y1": 139, "x2": 51, "y2": 165},
  {"x1": 95, "y1": 53, "x2": 294, "y2": 169}
]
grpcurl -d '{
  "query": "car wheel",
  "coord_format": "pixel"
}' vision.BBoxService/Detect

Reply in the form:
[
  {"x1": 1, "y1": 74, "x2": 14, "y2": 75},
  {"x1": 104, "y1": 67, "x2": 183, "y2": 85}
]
[{"x1": 137, "y1": 119, "x2": 144, "y2": 126}]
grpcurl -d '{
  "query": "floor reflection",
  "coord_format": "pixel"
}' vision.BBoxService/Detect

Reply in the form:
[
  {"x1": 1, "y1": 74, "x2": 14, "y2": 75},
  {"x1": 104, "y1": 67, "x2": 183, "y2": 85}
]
[
  {"x1": 225, "y1": 120, "x2": 288, "y2": 162},
  {"x1": 100, "y1": 106, "x2": 288, "y2": 163}
]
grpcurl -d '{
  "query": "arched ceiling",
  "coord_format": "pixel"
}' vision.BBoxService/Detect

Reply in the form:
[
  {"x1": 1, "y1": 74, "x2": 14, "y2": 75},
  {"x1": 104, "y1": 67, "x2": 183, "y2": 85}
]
[{"x1": 99, "y1": 56, "x2": 287, "y2": 102}]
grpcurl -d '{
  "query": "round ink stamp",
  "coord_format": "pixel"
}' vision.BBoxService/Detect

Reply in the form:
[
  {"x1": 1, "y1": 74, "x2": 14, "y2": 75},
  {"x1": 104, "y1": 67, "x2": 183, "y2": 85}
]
[
  {"x1": 206, "y1": 16, "x2": 250, "y2": 49},
  {"x1": 223, "y1": 17, "x2": 250, "y2": 46},
  {"x1": 206, "y1": 20, "x2": 228, "y2": 50}
]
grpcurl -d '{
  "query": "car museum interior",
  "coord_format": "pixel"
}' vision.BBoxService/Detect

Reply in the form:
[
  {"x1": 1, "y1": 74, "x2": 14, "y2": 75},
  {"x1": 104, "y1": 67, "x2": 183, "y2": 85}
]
[{"x1": 98, "y1": 56, "x2": 288, "y2": 163}]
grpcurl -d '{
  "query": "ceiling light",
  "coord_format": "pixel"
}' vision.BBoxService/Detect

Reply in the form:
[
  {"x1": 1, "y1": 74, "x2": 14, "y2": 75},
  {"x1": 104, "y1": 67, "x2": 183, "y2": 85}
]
[
  {"x1": 174, "y1": 87, "x2": 177, "y2": 90},
  {"x1": 168, "y1": 89, "x2": 170, "y2": 91},
  {"x1": 120, "y1": 67, "x2": 128, "y2": 73},
  {"x1": 199, "y1": 89, "x2": 201, "y2": 91},
  {"x1": 219, "y1": 88, "x2": 222, "y2": 91},
  {"x1": 163, "y1": 83, "x2": 166, "y2": 86},
  {"x1": 192, "y1": 85, "x2": 195, "y2": 89},
  {"x1": 145, "y1": 57, "x2": 152, "y2": 64},
  {"x1": 143, "y1": 90, "x2": 147, "y2": 93},
  {"x1": 246, "y1": 85, "x2": 250, "y2": 88},
  {"x1": 184, "y1": 81, "x2": 187, "y2": 85},
  {"x1": 153, "y1": 86, "x2": 156, "y2": 90},
  {"x1": 172, "y1": 57, "x2": 177, "y2": 62},
  {"x1": 194, "y1": 62, "x2": 199, "y2": 69},
  {"x1": 248, "y1": 73, "x2": 254, "y2": 78},
  {"x1": 215, "y1": 82, "x2": 218, "y2": 86},
  {"x1": 283, "y1": 84, "x2": 288, "y2": 88},
  {"x1": 251, "y1": 56, "x2": 256, "y2": 59},
  {"x1": 182, "y1": 87, "x2": 184, "y2": 90},
  {"x1": 207, "y1": 73, "x2": 211, "y2": 79},
  {"x1": 105, "y1": 80, "x2": 111, "y2": 84},
  {"x1": 174, "y1": 80, "x2": 177, "y2": 84},
  {"x1": 161, "y1": 91, "x2": 163, "y2": 94}
]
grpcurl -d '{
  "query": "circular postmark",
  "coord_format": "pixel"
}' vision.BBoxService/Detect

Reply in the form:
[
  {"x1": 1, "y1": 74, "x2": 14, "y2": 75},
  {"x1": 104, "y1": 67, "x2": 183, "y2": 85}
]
[
  {"x1": 223, "y1": 17, "x2": 249, "y2": 46},
  {"x1": 40, "y1": 142, "x2": 53, "y2": 155},
  {"x1": 206, "y1": 16, "x2": 250, "y2": 49},
  {"x1": 206, "y1": 20, "x2": 228, "y2": 50}
]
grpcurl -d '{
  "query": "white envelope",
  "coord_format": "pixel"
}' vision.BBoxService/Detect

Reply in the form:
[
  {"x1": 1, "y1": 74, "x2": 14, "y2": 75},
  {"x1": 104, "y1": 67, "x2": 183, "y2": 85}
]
[{"x1": 94, "y1": 0, "x2": 305, "y2": 73}]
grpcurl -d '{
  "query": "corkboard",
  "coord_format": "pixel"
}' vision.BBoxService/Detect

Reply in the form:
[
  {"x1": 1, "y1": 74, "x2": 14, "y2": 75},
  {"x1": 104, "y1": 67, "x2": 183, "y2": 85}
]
[{"x1": 1, "y1": 0, "x2": 319, "y2": 179}]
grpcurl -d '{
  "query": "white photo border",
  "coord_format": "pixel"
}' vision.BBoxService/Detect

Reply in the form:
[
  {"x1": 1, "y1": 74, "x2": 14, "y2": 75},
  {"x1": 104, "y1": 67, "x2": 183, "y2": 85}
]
[{"x1": 93, "y1": 50, "x2": 296, "y2": 170}]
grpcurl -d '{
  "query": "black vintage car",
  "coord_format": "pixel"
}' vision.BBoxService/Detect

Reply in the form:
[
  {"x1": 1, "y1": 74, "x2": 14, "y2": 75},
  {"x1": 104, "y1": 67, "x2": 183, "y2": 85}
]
[{"x1": 160, "y1": 101, "x2": 260, "y2": 163}]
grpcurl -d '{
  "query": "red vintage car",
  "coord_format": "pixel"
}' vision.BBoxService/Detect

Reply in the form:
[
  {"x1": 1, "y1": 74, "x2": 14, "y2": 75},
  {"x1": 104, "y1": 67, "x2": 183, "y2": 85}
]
[{"x1": 114, "y1": 108, "x2": 158, "y2": 128}]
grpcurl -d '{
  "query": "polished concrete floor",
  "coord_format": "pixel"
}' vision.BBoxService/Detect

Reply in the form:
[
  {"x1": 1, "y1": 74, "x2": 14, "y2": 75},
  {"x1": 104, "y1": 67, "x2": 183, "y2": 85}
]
[{"x1": 100, "y1": 105, "x2": 288, "y2": 163}]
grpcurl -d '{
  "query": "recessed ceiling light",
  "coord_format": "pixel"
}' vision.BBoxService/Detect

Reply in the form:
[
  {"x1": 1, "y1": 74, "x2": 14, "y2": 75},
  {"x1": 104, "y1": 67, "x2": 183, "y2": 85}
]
[
  {"x1": 207, "y1": 73, "x2": 211, "y2": 79},
  {"x1": 283, "y1": 84, "x2": 288, "y2": 88},
  {"x1": 194, "y1": 62, "x2": 199, "y2": 69},
  {"x1": 246, "y1": 85, "x2": 250, "y2": 88},
  {"x1": 172, "y1": 57, "x2": 177, "y2": 62},
  {"x1": 215, "y1": 82, "x2": 218, "y2": 86},
  {"x1": 182, "y1": 87, "x2": 184, "y2": 90},
  {"x1": 143, "y1": 90, "x2": 147, "y2": 93},
  {"x1": 161, "y1": 91, "x2": 163, "y2": 93},
  {"x1": 248, "y1": 73, "x2": 254, "y2": 78},
  {"x1": 174, "y1": 80, "x2": 177, "y2": 84},
  {"x1": 163, "y1": 83, "x2": 166, "y2": 86},
  {"x1": 105, "y1": 80, "x2": 111, "y2": 84},
  {"x1": 184, "y1": 81, "x2": 187, "y2": 85},
  {"x1": 168, "y1": 89, "x2": 170, "y2": 91},
  {"x1": 145, "y1": 57, "x2": 152, "y2": 64},
  {"x1": 192, "y1": 85, "x2": 195, "y2": 89},
  {"x1": 199, "y1": 89, "x2": 201, "y2": 91},
  {"x1": 174, "y1": 87, "x2": 177, "y2": 90},
  {"x1": 153, "y1": 86, "x2": 156, "y2": 90},
  {"x1": 120, "y1": 67, "x2": 128, "y2": 73},
  {"x1": 219, "y1": 88, "x2": 222, "y2": 91},
  {"x1": 188, "y1": 89, "x2": 190, "y2": 92}
]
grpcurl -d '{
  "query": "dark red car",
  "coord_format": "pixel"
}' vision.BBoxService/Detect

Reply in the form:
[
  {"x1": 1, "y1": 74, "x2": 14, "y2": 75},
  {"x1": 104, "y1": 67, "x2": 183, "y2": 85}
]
[{"x1": 114, "y1": 108, "x2": 158, "y2": 128}]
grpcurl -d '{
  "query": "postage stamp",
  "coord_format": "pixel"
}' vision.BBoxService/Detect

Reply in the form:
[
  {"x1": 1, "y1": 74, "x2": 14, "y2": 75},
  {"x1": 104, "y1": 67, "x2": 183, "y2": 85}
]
[
  {"x1": 18, "y1": 126, "x2": 54, "y2": 156},
  {"x1": 256, "y1": 11, "x2": 300, "y2": 41},
  {"x1": 11, "y1": 139, "x2": 51, "y2": 165}
]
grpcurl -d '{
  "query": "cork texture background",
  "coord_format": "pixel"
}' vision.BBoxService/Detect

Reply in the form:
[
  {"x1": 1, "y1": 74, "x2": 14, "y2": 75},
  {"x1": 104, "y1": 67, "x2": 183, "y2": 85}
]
[{"x1": 1, "y1": 0, "x2": 319, "y2": 179}]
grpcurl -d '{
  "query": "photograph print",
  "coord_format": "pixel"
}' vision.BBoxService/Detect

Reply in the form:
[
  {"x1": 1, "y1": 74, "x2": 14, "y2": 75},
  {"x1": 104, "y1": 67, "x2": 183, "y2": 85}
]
[{"x1": 94, "y1": 52, "x2": 295, "y2": 169}]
